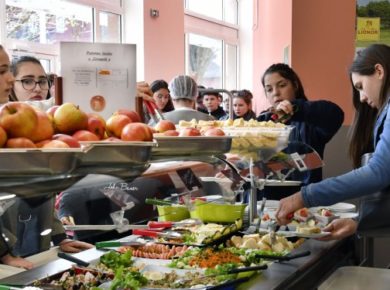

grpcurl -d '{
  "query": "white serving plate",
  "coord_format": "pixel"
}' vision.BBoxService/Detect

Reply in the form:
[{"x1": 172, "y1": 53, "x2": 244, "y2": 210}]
[
  {"x1": 257, "y1": 229, "x2": 330, "y2": 239},
  {"x1": 328, "y1": 202, "x2": 356, "y2": 213},
  {"x1": 337, "y1": 212, "x2": 359, "y2": 219}
]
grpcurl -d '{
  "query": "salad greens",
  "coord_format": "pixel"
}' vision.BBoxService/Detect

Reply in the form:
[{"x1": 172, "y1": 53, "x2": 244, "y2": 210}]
[
  {"x1": 109, "y1": 267, "x2": 147, "y2": 290},
  {"x1": 99, "y1": 250, "x2": 133, "y2": 270}
]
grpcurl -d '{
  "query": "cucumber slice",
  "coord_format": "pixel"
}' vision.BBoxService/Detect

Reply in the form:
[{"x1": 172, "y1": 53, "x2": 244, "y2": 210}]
[
  {"x1": 221, "y1": 226, "x2": 231, "y2": 236},
  {"x1": 212, "y1": 231, "x2": 222, "y2": 241},
  {"x1": 229, "y1": 224, "x2": 238, "y2": 233},
  {"x1": 202, "y1": 237, "x2": 213, "y2": 244}
]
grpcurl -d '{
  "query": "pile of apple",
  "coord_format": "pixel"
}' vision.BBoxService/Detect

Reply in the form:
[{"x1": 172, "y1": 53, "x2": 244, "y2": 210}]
[
  {"x1": 0, "y1": 102, "x2": 154, "y2": 149},
  {"x1": 154, "y1": 120, "x2": 225, "y2": 137}
]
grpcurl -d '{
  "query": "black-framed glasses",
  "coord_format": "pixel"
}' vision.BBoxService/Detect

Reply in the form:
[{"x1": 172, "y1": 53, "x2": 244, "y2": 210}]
[{"x1": 15, "y1": 78, "x2": 50, "y2": 90}]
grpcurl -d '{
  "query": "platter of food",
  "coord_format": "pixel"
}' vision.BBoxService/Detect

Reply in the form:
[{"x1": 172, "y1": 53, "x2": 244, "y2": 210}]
[
  {"x1": 152, "y1": 136, "x2": 232, "y2": 158},
  {"x1": 29, "y1": 248, "x2": 259, "y2": 290},
  {"x1": 291, "y1": 230, "x2": 330, "y2": 239},
  {"x1": 132, "y1": 219, "x2": 244, "y2": 247}
]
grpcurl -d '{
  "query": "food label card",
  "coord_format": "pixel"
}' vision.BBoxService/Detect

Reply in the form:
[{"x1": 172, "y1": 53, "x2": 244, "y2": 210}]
[{"x1": 60, "y1": 42, "x2": 136, "y2": 119}]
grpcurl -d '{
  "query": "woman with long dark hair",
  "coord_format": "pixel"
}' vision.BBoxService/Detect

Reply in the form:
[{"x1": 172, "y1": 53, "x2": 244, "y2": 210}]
[
  {"x1": 258, "y1": 63, "x2": 344, "y2": 186},
  {"x1": 276, "y1": 44, "x2": 390, "y2": 240}
]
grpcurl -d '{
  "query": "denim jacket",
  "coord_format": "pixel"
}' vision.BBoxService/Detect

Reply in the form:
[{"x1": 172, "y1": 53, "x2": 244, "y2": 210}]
[{"x1": 302, "y1": 102, "x2": 390, "y2": 207}]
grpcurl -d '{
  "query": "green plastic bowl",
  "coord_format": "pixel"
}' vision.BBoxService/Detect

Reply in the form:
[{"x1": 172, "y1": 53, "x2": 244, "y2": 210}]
[
  {"x1": 157, "y1": 205, "x2": 190, "y2": 221},
  {"x1": 190, "y1": 200, "x2": 246, "y2": 223}
]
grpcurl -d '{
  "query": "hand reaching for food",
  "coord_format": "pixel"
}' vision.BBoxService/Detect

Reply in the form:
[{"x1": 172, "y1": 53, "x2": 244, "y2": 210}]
[
  {"x1": 270, "y1": 100, "x2": 296, "y2": 123},
  {"x1": 136, "y1": 81, "x2": 154, "y2": 102},
  {"x1": 60, "y1": 216, "x2": 75, "y2": 225},
  {"x1": 276, "y1": 192, "x2": 305, "y2": 225},
  {"x1": 59, "y1": 239, "x2": 94, "y2": 253}
]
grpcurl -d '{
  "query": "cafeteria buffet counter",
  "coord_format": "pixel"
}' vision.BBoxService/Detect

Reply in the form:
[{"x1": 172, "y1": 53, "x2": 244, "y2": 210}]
[{"x1": 0, "y1": 235, "x2": 354, "y2": 289}]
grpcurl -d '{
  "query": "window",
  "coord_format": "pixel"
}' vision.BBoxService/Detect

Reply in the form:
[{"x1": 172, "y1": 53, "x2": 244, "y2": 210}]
[
  {"x1": 185, "y1": 0, "x2": 237, "y2": 25},
  {"x1": 96, "y1": 11, "x2": 121, "y2": 43},
  {"x1": 185, "y1": 0, "x2": 238, "y2": 90},
  {"x1": 1, "y1": 0, "x2": 123, "y2": 73},
  {"x1": 225, "y1": 43, "x2": 237, "y2": 89},
  {"x1": 6, "y1": 0, "x2": 93, "y2": 44},
  {"x1": 187, "y1": 33, "x2": 222, "y2": 88}
]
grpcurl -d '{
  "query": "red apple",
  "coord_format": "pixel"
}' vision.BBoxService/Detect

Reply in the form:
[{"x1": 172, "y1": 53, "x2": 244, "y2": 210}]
[
  {"x1": 87, "y1": 115, "x2": 106, "y2": 139},
  {"x1": 0, "y1": 126, "x2": 7, "y2": 147},
  {"x1": 46, "y1": 105, "x2": 59, "y2": 118},
  {"x1": 104, "y1": 136, "x2": 123, "y2": 142},
  {"x1": 199, "y1": 125, "x2": 216, "y2": 134},
  {"x1": 30, "y1": 110, "x2": 55, "y2": 142},
  {"x1": 114, "y1": 109, "x2": 141, "y2": 123},
  {"x1": 53, "y1": 103, "x2": 88, "y2": 134},
  {"x1": 163, "y1": 130, "x2": 179, "y2": 136},
  {"x1": 203, "y1": 128, "x2": 225, "y2": 136},
  {"x1": 155, "y1": 120, "x2": 176, "y2": 133},
  {"x1": 179, "y1": 127, "x2": 201, "y2": 137},
  {"x1": 106, "y1": 114, "x2": 132, "y2": 138},
  {"x1": 87, "y1": 112, "x2": 105, "y2": 125},
  {"x1": 72, "y1": 130, "x2": 100, "y2": 142},
  {"x1": 121, "y1": 122, "x2": 153, "y2": 141},
  {"x1": 0, "y1": 102, "x2": 38, "y2": 139},
  {"x1": 52, "y1": 134, "x2": 81, "y2": 148},
  {"x1": 6, "y1": 137, "x2": 36, "y2": 148},
  {"x1": 35, "y1": 139, "x2": 51, "y2": 148},
  {"x1": 42, "y1": 140, "x2": 70, "y2": 149}
]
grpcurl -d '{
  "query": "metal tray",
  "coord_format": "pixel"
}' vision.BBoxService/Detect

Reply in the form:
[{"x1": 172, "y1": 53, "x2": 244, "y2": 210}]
[
  {"x1": 0, "y1": 148, "x2": 84, "y2": 177},
  {"x1": 75, "y1": 141, "x2": 156, "y2": 177},
  {"x1": 0, "y1": 174, "x2": 85, "y2": 198},
  {"x1": 152, "y1": 136, "x2": 232, "y2": 157}
]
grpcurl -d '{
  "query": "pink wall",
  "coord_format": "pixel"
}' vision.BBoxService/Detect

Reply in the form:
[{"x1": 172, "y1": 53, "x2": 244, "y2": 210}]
[
  {"x1": 252, "y1": 0, "x2": 356, "y2": 125},
  {"x1": 253, "y1": 0, "x2": 293, "y2": 114},
  {"x1": 292, "y1": 0, "x2": 356, "y2": 125},
  {"x1": 143, "y1": 0, "x2": 185, "y2": 84}
]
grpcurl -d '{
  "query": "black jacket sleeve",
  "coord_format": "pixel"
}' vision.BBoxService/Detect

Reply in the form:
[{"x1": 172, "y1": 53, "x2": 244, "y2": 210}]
[{"x1": 292, "y1": 99, "x2": 344, "y2": 144}]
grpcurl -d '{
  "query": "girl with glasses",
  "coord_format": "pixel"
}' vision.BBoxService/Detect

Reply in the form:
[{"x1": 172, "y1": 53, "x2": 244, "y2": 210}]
[
  {"x1": 0, "y1": 50, "x2": 93, "y2": 268},
  {"x1": 10, "y1": 56, "x2": 55, "y2": 110}
]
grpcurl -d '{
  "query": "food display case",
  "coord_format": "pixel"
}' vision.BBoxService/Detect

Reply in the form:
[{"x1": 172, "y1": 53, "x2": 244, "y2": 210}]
[{"x1": 0, "y1": 133, "x2": 356, "y2": 289}]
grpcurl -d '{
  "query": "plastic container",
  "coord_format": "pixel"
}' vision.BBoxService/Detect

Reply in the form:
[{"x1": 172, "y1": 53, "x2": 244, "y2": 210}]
[
  {"x1": 190, "y1": 200, "x2": 246, "y2": 223},
  {"x1": 157, "y1": 205, "x2": 190, "y2": 221}
]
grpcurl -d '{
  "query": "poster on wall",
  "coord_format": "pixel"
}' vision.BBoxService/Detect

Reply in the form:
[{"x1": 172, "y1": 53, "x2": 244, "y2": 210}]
[
  {"x1": 356, "y1": 0, "x2": 390, "y2": 48},
  {"x1": 60, "y1": 42, "x2": 136, "y2": 119}
]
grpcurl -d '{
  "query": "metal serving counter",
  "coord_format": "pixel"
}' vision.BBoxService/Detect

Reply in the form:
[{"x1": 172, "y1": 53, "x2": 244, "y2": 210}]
[{"x1": 0, "y1": 236, "x2": 354, "y2": 289}]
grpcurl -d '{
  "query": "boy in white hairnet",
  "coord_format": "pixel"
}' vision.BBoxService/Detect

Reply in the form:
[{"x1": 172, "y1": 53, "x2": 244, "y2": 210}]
[{"x1": 149, "y1": 75, "x2": 215, "y2": 125}]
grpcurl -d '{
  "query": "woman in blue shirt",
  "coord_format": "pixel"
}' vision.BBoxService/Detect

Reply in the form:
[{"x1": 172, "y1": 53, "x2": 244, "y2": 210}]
[{"x1": 276, "y1": 44, "x2": 390, "y2": 240}]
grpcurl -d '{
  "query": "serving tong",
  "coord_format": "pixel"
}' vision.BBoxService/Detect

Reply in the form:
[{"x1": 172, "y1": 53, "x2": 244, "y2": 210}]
[
  {"x1": 253, "y1": 250, "x2": 311, "y2": 262},
  {"x1": 144, "y1": 99, "x2": 164, "y2": 123},
  {"x1": 173, "y1": 264, "x2": 268, "y2": 286},
  {"x1": 132, "y1": 228, "x2": 183, "y2": 240}
]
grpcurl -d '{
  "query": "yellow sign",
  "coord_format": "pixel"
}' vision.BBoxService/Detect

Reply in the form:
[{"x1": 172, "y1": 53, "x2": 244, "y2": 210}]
[{"x1": 356, "y1": 17, "x2": 380, "y2": 41}]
